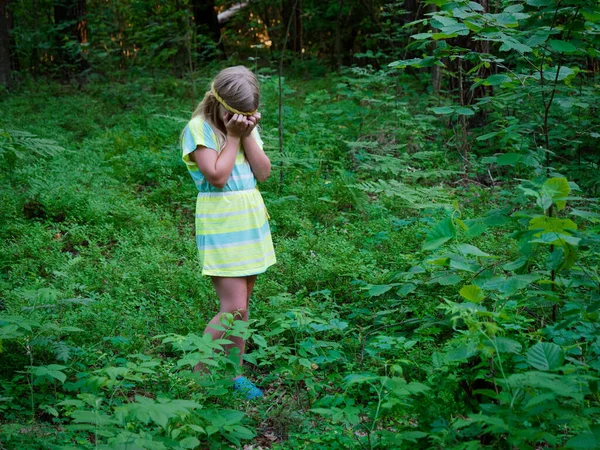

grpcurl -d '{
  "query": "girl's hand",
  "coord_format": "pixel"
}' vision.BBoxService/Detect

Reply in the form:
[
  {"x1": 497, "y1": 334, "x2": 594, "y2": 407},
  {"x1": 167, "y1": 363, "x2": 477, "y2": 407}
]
[
  {"x1": 243, "y1": 112, "x2": 261, "y2": 137},
  {"x1": 224, "y1": 113, "x2": 249, "y2": 138}
]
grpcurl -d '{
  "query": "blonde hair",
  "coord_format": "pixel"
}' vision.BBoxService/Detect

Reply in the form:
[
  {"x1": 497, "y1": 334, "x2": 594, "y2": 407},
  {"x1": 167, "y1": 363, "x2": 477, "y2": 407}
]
[{"x1": 192, "y1": 66, "x2": 260, "y2": 149}]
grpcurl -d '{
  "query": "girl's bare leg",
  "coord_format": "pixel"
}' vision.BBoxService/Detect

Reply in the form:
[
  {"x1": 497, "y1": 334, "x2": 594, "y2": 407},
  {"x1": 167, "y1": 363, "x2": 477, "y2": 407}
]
[
  {"x1": 246, "y1": 275, "x2": 257, "y2": 308},
  {"x1": 195, "y1": 276, "x2": 248, "y2": 373}
]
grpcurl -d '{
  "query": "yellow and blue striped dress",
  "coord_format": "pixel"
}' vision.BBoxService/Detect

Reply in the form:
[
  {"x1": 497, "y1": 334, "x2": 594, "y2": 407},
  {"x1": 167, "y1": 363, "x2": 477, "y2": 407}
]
[{"x1": 181, "y1": 116, "x2": 276, "y2": 277}]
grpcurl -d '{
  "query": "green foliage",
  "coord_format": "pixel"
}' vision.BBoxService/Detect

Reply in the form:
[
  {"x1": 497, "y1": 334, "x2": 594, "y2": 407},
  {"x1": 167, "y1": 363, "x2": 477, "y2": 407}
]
[{"x1": 1, "y1": 28, "x2": 599, "y2": 447}]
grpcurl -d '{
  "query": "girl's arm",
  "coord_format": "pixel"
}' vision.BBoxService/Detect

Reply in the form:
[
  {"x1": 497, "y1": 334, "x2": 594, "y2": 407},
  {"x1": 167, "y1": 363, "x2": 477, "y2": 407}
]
[
  {"x1": 242, "y1": 114, "x2": 271, "y2": 182},
  {"x1": 191, "y1": 114, "x2": 248, "y2": 189}
]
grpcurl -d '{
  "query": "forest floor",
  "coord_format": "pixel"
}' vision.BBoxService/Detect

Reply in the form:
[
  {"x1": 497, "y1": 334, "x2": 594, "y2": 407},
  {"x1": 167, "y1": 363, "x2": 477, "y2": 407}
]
[{"x1": 1, "y1": 70, "x2": 598, "y2": 449}]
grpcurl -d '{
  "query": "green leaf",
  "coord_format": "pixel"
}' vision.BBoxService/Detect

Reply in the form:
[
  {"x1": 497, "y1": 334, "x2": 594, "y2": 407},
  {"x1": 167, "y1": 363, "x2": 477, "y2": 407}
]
[
  {"x1": 499, "y1": 38, "x2": 532, "y2": 53},
  {"x1": 445, "y1": 342, "x2": 478, "y2": 362},
  {"x1": 503, "y1": 256, "x2": 529, "y2": 271},
  {"x1": 411, "y1": 33, "x2": 432, "y2": 40},
  {"x1": 179, "y1": 437, "x2": 201, "y2": 449},
  {"x1": 476, "y1": 131, "x2": 499, "y2": 141},
  {"x1": 398, "y1": 283, "x2": 417, "y2": 296},
  {"x1": 526, "y1": 342, "x2": 565, "y2": 371},
  {"x1": 431, "y1": 106, "x2": 454, "y2": 115},
  {"x1": 457, "y1": 243, "x2": 491, "y2": 257},
  {"x1": 149, "y1": 408, "x2": 170, "y2": 429},
  {"x1": 431, "y1": 15, "x2": 458, "y2": 27},
  {"x1": 423, "y1": 219, "x2": 456, "y2": 251},
  {"x1": 389, "y1": 58, "x2": 423, "y2": 68},
  {"x1": 496, "y1": 153, "x2": 522, "y2": 166},
  {"x1": 367, "y1": 284, "x2": 394, "y2": 297},
  {"x1": 541, "y1": 177, "x2": 570, "y2": 210},
  {"x1": 529, "y1": 216, "x2": 577, "y2": 233},
  {"x1": 485, "y1": 74, "x2": 512, "y2": 85},
  {"x1": 549, "y1": 40, "x2": 577, "y2": 54},
  {"x1": 455, "y1": 107, "x2": 475, "y2": 116},
  {"x1": 252, "y1": 334, "x2": 267, "y2": 347},
  {"x1": 565, "y1": 428, "x2": 600, "y2": 450},
  {"x1": 436, "y1": 274, "x2": 463, "y2": 285},
  {"x1": 459, "y1": 285, "x2": 485, "y2": 303},
  {"x1": 491, "y1": 337, "x2": 522, "y2": 354},
  {"x1": 539, "y1": 66, "x2": 575, "y2": 81}
]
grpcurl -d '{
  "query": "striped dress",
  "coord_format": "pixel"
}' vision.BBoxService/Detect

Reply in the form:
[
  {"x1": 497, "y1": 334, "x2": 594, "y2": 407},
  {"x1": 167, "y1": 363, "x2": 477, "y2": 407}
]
[{"x1": 181, "y1": 116, "x2": 276, "y2": 277}]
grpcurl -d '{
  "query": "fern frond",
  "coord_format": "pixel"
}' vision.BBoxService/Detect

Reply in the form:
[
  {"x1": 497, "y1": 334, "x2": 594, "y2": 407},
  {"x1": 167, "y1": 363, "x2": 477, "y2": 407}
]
[
  {"x1": 0, "y1": 128, "x2": 65, "y2": 159},
  {"x1": 354, "y1": 179, "x2": 453, "y2": 209}
]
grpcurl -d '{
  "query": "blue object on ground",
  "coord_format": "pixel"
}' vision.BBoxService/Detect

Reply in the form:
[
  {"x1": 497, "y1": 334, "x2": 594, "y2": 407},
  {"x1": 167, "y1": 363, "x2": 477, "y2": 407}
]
[{"x1": 233, "y1": 376, "x2": 263, "y2": 400}]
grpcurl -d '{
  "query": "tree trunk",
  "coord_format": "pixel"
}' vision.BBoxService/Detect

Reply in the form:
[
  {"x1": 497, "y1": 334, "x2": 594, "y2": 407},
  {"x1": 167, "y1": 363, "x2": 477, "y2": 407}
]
[
  {"x1": 0, "y1": 0, "x2": 10, "y2": 87},
  {"x1": 54, "y1": 0, "x2": 88, "y2": 72},
  {"x1": 334, "y1": 0, "x2": 344, "y2": 69},
  {"x1": 427, "y1": 3, "x2": 441, "y2": 94},
  {"x1": 297, "y1": 0, "x2": 303, "y2": 56},
  {"x1": 191, "y1": 0, "x2": 223, "y2": 58},
  {"x1": 7, "y1": 0, "x2": 17, "y2": 72}
]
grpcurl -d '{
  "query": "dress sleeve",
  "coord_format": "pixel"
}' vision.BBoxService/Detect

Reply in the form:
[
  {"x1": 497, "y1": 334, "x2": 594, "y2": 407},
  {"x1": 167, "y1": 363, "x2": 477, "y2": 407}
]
[{"x1": 181, "y1": 118, "x2": 219, "y2": 168}]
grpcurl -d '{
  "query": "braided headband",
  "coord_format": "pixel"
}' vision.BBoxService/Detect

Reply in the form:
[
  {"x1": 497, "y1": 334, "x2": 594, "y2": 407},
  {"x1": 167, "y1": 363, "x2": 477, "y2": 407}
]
[{"x1": 211, "y1": 83, "x2": 257, "y2": 117}]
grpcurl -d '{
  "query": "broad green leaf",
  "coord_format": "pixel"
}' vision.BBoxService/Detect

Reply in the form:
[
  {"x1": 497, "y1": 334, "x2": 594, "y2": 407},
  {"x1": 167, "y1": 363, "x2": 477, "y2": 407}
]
[
  {"x1": 526, "y1": 0, "x2": 552, "y2": 5},
  {"x1": 398, "y1": 283, "x2": 417, "y2": 296},
  {"x1": 459, "y1": 285, "x2": 485, "y2": 303},
  {"x1": 149, "y1": 408, "x2": 170, "y2": 429},
  {"x1": 449, "y1": 256, "x2": 475, "y2": 272},
  {"x1": 431, "y1": 15, "x2": 458, "y2": 27},
  {"x1": 570, "y1": 209, "x2": 600, "y2": 222},
  {"x1": 549, "y1": 40, "x2": 577, "y2": 54},
  {"x1": 455, "y1": 107, "x2": 475, "y2": 116},
  {"x1": 483, "y1": 274, "x2": 540, "y2": 295},
  {"x1": 476, "y1": 131, "x2": 499, "y2": 141},
  {"x1": 507, "y1": 372, "x2": 584, "y2": 399},
  {"x1": 491, "y1": 337, "x2": 522, "y2": 354},
  {"x1": 423, "y1": 219, "x2": 456, "y2": 250},
  {"x1": 496, "y1": 153, "x2": 522, "y2": 166},
  {"x1": 485, "y1": 74, "x2": 512, "y2": 85},
  {"x1": 546, "y1": 248, "x2": 565, "y2": 271},
  {"x1": 436, "y1": 274, "x2": 463, "y2": 285},
  {"x1": 457, "y1": 243, "x2": 491, "y2": 257},
  {"x1": 526, "y1": 342, "x2": 565, "y2": 371},
  {"x1": 530, "y1": 232, "x2": 581, "y2": 246},
  {"x1": 540, "y1": 66, "x2": 575, "y2": 81},
  {"x1": 445, "y1": 342, "x2": 478, "y2": 362},
  {"x1": 503, "y1": 256, "x2": 529, "y2": 271},
  {"x1": 565, "y1": 429, "x2": 600, "y2": 450},
  {"x1": 431, "y1": 106, "x2": 454, "y2": 115},
  {"x1": 411, "y1": 33, "x2": 432, "y2": 40},
  {"x1": 499, "y1": 38, "x2": 532, "y2": 53},
  {"x1": 179, "y1": 437, "x2": 201, "y2": 449},
  {"x1": 389, "y1": 58, "x2": 423, "y2": 68},
  {"x1": 252, "y1": 334, "x2": 267, "y2": 347},
  {"x1": 529, "y1": 216, "x2": 577, "y2": 233},
  {"x1": 541, "y1": 177, "x2": 570, "y2": 210},
  {"x1": 344, "y1": 373, "x2": 381, "y2": 386},
  {"x1": 367, "y1": 284, "x2": 394, "y2": 297}
]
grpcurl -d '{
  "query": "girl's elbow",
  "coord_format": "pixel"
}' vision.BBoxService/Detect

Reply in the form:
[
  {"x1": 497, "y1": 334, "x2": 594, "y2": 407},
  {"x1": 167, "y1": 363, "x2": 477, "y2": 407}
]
[
  {"x1": 257, "y1": 169, "x2": 271, "y2": 183},
  {"x1": 207, "y1": 175, "x2": 227, "y2": 188}
]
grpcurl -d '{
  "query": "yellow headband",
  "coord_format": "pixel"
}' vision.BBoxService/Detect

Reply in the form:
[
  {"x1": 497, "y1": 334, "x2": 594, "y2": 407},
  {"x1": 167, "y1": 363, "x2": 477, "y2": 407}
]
[{"x1": 211, "y1": 83, "x2": 257, "y2": 116}]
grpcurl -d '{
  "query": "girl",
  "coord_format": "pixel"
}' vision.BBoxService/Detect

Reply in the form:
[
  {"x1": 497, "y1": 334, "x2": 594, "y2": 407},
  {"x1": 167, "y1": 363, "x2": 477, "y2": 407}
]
[{"x1": 180, "y1": 66, "x2": 276, "y2": 399}]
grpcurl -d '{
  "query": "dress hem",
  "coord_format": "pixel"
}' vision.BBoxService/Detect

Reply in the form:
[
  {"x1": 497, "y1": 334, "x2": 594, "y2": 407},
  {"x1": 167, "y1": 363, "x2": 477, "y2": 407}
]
[{"x1": 201, "y1": 261, "x2": 276, "y2": 278}]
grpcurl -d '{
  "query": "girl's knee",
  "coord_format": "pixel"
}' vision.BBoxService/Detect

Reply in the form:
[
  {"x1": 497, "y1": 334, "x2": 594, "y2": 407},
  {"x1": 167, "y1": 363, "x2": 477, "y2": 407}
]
[{"x1": 220, "y1": 307, "x2": 248, "y2": 320}]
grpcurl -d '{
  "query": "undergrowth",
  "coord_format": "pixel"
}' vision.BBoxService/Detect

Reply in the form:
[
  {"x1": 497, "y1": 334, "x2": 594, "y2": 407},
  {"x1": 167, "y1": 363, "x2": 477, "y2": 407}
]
[{"x1": 1, "y1": 66, "x2": 599, "y2": 449}]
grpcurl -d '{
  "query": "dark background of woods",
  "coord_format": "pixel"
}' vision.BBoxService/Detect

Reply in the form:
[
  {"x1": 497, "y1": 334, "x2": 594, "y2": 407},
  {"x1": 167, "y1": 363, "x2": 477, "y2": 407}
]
[
  {"x1": 0, "y1": 0, "x2": 425, "y2": 80},
  {"x1": 2, "y1": 0, "x2": 599, "y2": 117}
]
